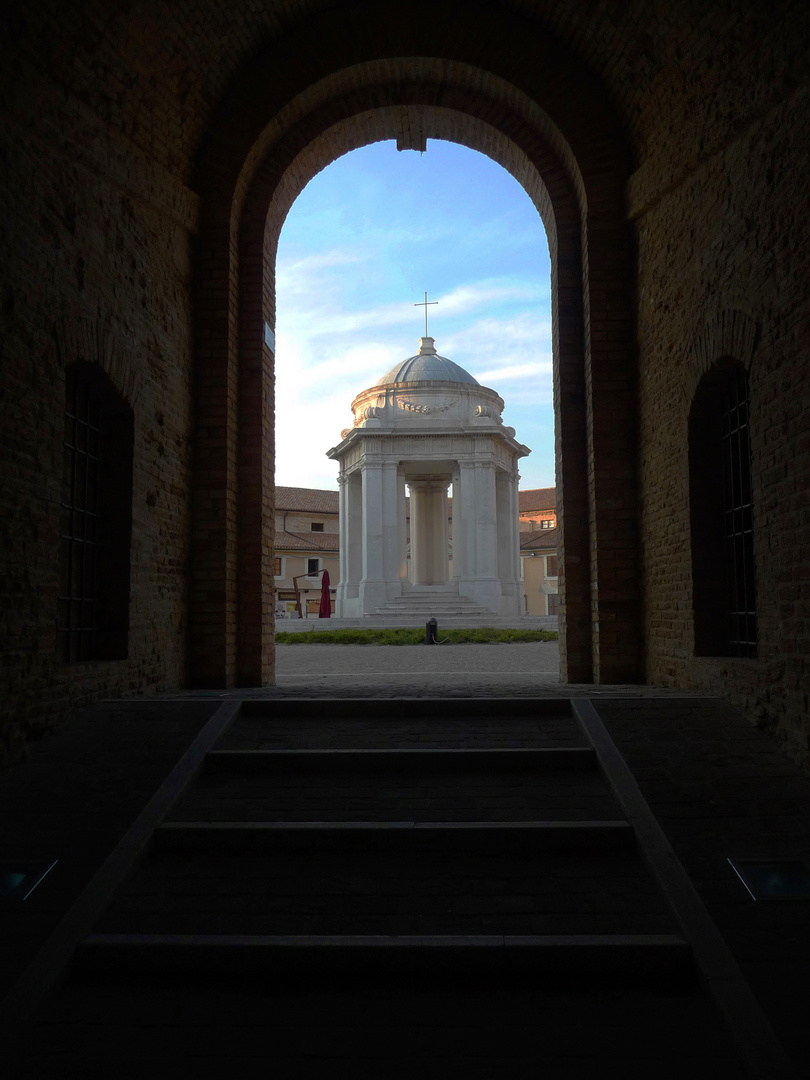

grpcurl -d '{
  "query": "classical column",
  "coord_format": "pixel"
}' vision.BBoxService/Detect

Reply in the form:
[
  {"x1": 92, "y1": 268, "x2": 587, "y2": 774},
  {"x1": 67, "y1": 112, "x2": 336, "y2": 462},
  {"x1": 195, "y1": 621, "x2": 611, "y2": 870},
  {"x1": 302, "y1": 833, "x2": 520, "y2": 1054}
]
[
  {"x1": 472, "y1": 461, "x2": 501, "y2": 611},
  {"x1": 475, "y1": 462, "x2": 497, "y2": 578},
  {"x1": 457, "y1": 461, "x2": 477, "y2": 592},
  {"x1": 336, "y1": 472, "x2": 349, "y2": 608},
  {"x1": 397, "y1": 466, "x2": 408, "y2": 583},
  {"x1": 496, "y1": 466, "x2": 521, "y2": 615},
  {"x1": 359, "y1": 459, "x2": 390, "y2": 613},
  {"x1": 381, "y1": 461, "x2": 401, "y2": 600},
  {"x1": 409, "y1": 481, "x2": 430, "y2": 585},
  {"x1": 450, "y1": 467, "x2": 461, "y2": 580},
  {"x1": 348, "y1": 471, "x2": 363, "y2": 609},
  {"x1": 430, "y1": 480, "x2": 450, "y2": 584}
]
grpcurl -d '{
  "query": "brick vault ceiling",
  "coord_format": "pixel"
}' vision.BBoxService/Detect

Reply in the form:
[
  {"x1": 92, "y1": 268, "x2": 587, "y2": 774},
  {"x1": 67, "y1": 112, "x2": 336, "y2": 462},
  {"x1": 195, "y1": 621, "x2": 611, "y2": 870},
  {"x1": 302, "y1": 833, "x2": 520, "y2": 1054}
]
[{"x1": 4, "y1": 0, "x2": 807, "y2": 188}]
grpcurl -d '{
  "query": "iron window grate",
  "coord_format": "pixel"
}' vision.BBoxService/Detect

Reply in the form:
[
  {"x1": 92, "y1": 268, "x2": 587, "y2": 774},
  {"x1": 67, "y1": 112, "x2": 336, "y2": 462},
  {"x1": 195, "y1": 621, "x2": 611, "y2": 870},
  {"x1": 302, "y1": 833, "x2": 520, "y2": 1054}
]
[
  {"x1": 721, "y1": 368, "x2": 757, "y2": 657},
  {"x1": 57, "y1": 368, "x2": 103, "y2": 662}
]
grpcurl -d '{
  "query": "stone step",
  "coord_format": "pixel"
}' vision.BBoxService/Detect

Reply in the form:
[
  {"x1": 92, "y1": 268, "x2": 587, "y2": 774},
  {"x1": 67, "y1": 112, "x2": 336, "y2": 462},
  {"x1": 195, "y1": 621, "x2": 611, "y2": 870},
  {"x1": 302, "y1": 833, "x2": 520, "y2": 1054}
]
[
  {"x1": 153, "y1": 818, "x2": 635, "y2": 854},
  {"x1": 97, "y1": 844, "x2": 671, "y2": 937},
  {"x1": 42, "y1": 961, "x2": 743, "y2": 1078},
  {"x1": 375, "y1": 604, "x2": 491, "y2": 611},
  {"x1": 373, "y1": 608, "x2": 494, "y2": 618},
  {"x1": 203, "y1": 746, "x2": 598, "y2": 773},
  {"x1": 23, "y1": 696, "x2": 759, "y2": 1077},
  {"x1": 237, "y1": 696, "x2": 571, "y2": 721},
  {"x1": 76, "y1": 931, "x2": 693, "y2": 981}
]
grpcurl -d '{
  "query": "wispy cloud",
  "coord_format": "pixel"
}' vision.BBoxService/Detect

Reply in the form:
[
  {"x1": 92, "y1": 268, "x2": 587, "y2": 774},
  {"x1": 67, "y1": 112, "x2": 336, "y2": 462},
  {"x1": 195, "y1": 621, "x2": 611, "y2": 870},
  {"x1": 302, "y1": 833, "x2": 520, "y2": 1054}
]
[
  {"x1": 277, "y1": 279, "x2": 549, "y2": 342},
  {"x1": 436, "y1": 280, "x2": 546, "y2": 316},
  {"x1": 475, "y1": 361, "x2": 552, "y2": 383}
]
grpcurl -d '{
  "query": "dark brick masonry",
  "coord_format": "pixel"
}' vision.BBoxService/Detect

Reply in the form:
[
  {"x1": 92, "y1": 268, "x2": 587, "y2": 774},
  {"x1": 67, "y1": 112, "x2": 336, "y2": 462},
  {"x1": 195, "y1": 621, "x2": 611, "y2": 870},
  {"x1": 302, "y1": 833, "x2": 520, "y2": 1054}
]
[{"x1": 2, "y1": 2, "x2": 809, "y2": 765}]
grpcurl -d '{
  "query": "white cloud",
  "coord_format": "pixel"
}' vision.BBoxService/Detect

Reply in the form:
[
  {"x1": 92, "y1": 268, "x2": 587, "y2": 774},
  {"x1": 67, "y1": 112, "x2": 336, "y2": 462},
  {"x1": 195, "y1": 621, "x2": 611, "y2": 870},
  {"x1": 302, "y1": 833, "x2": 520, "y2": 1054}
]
[
  {"x1": 474, "y1": 361, "x2": 552, "y2": 384},
  {"x1": 276, "y1": 248, "x2": 369, "y2": 296},
  {"x1": 437, "y1": 280, "x2": 546, "y2": 316},
  {"x1": 276, "y1": 277, "x2": 551, "y2": 344}
]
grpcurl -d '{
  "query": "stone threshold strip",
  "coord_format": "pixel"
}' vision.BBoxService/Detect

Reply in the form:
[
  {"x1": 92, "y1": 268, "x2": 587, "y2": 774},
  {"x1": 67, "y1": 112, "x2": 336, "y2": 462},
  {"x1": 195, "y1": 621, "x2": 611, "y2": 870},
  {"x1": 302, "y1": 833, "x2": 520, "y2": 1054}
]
[
  {"x1": 2, "y1": 697, "x2": 799, "y2": 1079},
  {"x1": 76, "y1": 932, "x2": 691, "y2": 982},
  {"x1": 205, "y1": 745, "x2": 598, "y2": 770},
  {"x1": 150, "y1": 818, "x2": 635, "y2": 854}
]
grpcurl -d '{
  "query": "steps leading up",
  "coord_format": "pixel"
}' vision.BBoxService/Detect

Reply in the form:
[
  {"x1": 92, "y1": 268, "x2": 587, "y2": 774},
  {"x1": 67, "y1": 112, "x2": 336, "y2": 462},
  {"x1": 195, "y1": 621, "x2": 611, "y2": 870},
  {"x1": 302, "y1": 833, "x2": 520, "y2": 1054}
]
[
  {"x1": 23, "y1": 698, "x2": 763, "y2": 1076},
  {"x1": 372, "y1": 591, "x2": 496, "y2": 618}
]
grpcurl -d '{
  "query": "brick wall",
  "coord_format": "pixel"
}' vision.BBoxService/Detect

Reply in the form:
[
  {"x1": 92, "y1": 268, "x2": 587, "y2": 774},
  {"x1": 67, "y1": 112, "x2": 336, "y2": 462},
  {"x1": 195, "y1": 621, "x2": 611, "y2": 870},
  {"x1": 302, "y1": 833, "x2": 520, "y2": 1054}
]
[
  {"x1": 1, "y1": 7, "x2": 201, "y2": 760},
  {"x1": 634, "y1": 83, "x2": 810, "y2": 767},
  {"x1": 1, "y1": 1, "x2": 807, "y2": 764}
]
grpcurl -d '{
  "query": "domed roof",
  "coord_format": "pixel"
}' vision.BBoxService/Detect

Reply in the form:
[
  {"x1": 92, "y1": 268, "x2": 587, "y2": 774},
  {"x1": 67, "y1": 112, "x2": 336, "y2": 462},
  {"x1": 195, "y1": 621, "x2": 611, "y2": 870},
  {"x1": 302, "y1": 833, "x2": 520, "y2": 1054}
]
[{"x1": 377, "y1": 337, "x2": 479, "y2": 386}]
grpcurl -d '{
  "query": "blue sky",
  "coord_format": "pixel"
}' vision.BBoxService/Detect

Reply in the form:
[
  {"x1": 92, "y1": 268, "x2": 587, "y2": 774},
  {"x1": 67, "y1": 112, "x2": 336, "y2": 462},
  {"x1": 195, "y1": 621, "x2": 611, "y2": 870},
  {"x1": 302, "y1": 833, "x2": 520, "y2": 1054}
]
[{"x1": 274, "y1": 140, "x2": 554, "y2": 491}]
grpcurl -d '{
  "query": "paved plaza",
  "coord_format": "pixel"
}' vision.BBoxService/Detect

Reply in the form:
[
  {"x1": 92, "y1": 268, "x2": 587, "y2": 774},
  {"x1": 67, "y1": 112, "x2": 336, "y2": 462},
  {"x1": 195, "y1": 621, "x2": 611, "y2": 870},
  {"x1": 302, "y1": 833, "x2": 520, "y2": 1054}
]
[
  {"x1": 238, "y1": 641, "x2": 692, "y2": 699},
  {"x1": 276, "y1": 640, "x2": 561, "y2": 690}
]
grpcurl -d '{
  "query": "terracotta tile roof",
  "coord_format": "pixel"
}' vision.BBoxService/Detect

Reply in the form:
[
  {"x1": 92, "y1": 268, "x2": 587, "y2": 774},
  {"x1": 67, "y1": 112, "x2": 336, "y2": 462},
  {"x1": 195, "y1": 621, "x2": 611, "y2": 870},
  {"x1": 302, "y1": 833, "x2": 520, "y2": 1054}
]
[
  {"x1": 275, "y1": 486, "x2": 339, "y2": 514},
  {"x1": 275, "y1": 530, "x2": 340, "y2": 552},
  {"x1": 276, "y1": 485, "x2": 554, "y2": 518},
  {"x1": 519, "y1": 527, "x2": 558, "y2": 550},
  {"x1": 518, "y1": 487, "x2": 557, "y2": 513}
]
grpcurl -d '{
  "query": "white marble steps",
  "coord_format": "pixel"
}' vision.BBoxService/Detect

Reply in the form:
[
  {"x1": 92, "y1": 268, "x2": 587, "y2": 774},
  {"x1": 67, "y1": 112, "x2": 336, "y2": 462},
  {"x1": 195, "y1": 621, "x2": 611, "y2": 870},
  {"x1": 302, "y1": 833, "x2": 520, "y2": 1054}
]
[
  {"x1": 370, "y1": 588, "x2": 495, "y2": 617},
  {"x1": 373, "y1": 601, "x2": 494, "y2": 616}
]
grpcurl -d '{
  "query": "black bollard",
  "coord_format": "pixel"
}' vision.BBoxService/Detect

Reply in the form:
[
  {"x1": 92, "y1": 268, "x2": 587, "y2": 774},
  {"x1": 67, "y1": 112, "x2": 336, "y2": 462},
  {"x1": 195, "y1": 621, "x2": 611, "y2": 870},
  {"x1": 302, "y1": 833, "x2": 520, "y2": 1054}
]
[{"x1": 426, "y1": 617, "x2": 438, "y2": 645}]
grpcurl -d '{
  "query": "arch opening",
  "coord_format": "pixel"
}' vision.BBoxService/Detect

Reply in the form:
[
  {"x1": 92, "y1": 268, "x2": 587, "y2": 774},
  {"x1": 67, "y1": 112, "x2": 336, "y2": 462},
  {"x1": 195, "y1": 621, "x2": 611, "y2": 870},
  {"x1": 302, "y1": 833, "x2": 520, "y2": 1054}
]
[
  {"x1": 272, "y1": 138, "x2": 555, "y2": 628},
  {"x1": 190, "y1": 44, "x2": 639, "y2": 690}
]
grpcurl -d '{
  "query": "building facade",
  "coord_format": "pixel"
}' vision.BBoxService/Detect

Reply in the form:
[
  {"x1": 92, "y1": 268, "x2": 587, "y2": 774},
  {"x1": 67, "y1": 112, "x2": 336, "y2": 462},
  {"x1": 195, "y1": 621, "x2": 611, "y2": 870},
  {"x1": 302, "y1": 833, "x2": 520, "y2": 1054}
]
[
  {"x1": 519, "y1": 488, "x2": 558, "y2": 533},
  {"x1": 520, "y1": 528, "x2": 559, "y2": 617},
  {"x1": 273, "y1": 487, "x2": 338, "y2": 618}
]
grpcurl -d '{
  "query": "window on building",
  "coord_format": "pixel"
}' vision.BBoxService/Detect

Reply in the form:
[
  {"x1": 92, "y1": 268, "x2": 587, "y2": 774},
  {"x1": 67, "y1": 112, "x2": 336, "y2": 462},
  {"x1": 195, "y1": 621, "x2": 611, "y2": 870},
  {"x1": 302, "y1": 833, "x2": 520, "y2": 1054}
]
[
  {"x1": 690, "y1": 360, "x2": 757, "y2": 657},
  {"x1": 307, "y1": 557, "x2": 320, "y2": 575},
  {"x1": 57, "y1": 362, "x2": 133, "y2": 662},
  {"x1": 273, "y1": 557, "x2": 283, "y2": 577},
  {"x1": 541, "y1": 519, "x2": 554, "y2": 529},
  {"x1": 310, "y1": 522, "x2": 324, "y2": 532},
  {"x1": 546, "y1": 554, "x2": 558, "y2": 577},
  {"x1": 547, "y1": 593, "x2": 559, "y2": 616}
]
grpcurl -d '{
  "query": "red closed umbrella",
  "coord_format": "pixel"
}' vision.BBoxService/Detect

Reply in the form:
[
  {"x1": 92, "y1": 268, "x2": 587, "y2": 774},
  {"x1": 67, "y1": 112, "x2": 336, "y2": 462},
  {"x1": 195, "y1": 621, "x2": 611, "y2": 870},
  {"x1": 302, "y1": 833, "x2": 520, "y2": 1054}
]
[{"x1": 318, "y1": 569, "x2": 331, "y2": 618}]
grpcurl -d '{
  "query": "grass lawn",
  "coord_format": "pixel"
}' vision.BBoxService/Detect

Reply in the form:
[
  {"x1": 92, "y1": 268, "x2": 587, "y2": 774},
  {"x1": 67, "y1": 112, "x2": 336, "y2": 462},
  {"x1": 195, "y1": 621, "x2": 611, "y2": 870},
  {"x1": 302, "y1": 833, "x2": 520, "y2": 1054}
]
[{"x1": 275, "y1": 627, "x2": 558, "y2": 645}]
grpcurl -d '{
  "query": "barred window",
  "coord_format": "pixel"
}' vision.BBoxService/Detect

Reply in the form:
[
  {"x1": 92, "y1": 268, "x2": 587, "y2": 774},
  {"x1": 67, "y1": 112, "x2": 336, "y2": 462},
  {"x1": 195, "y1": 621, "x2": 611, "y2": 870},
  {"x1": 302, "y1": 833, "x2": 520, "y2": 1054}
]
[
  {"x1": 689, "y1": 360, "x2": 756, "y2": 657},
  {"x1": 57, "y1": 363, "x2": 133, "y2": 662}
]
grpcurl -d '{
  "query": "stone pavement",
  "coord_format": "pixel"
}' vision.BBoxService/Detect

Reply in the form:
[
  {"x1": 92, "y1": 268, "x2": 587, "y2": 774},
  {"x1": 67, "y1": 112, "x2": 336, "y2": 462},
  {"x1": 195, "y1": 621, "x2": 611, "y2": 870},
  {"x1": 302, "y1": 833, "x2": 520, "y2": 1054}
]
[
  {"x1": 1, "y1": 645, "x2": 808, "y2": 1076},
  {"x1": 182, "y1": 641, "x2": 693, "y2": 699}
]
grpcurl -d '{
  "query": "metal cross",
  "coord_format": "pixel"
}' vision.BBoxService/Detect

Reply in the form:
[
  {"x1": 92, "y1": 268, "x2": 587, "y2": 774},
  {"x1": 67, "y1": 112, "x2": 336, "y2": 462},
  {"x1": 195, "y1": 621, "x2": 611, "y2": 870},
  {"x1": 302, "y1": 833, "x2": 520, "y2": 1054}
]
[{"x1": 414, "y1": 291, "x2": 438, "y2": 336}]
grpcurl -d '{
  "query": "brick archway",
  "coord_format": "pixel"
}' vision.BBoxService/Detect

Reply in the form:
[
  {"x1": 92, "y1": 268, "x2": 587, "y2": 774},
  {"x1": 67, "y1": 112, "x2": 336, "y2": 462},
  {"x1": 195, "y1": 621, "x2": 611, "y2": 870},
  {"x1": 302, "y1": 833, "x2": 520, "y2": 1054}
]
[{"x1": 190, "y1": 2, "x2": 640, "y2": 688}]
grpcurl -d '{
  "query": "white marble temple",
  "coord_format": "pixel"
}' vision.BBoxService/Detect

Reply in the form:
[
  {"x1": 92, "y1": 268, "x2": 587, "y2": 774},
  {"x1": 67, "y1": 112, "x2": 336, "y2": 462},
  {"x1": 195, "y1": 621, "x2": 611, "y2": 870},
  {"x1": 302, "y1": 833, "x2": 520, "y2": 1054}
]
[{"x1": 327, "y1": 337, "x2": 530, "y2": 617}]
